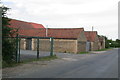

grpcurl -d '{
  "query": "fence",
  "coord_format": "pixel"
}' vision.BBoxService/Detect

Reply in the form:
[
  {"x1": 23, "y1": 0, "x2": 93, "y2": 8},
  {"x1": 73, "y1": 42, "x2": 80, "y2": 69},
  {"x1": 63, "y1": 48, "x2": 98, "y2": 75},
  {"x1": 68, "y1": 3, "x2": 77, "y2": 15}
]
[{"x1": 4, "y1": 35, "x2": 54, "y2": 63}]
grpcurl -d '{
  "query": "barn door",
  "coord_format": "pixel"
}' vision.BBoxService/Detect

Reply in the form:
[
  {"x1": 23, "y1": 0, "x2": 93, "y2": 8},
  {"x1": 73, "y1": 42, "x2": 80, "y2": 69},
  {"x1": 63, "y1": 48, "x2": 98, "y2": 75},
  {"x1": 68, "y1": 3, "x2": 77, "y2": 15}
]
[
  {"x1": 86, "y1": 41, "x2": 90, "y2": 52},
  {"x1": 26, "y1": 38, "x2": 32, "y2": 50}
]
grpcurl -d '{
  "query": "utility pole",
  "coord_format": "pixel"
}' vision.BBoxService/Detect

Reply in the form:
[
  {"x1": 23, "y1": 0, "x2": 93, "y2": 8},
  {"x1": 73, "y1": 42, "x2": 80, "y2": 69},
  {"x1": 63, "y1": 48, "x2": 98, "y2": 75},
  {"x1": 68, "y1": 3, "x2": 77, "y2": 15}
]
[
  {"x1": 92, "y1": 26, "x2": 94, "y2": 31},
  {"x1": 46, "y1": 25, "x2": 48, "y2": 37}
]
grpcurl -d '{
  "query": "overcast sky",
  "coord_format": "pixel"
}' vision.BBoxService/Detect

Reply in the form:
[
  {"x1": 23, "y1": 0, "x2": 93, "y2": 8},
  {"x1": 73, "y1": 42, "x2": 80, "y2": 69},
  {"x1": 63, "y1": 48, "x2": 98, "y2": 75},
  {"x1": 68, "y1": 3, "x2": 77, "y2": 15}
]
[{"x1": 2, "y1": 0, "x2": 119, "y2": 40}]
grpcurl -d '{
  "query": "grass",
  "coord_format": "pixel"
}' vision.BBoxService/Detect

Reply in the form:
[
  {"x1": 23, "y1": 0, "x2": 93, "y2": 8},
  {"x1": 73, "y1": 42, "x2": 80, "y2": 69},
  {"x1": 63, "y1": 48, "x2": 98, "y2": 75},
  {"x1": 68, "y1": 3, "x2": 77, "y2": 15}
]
[
  {"x1": 22, "y1": 55, "x2": 57, "y2": 63},
  {"x1": 2, "y1": 55, "x2": 58, "y2": 68},
  {"x1": 95, "y1": 48, "x2": 113, "y2": 51},
  {"x1": 78, "y1": 52, "x2": 89, "y2": 54},
  {"x1": 2, "y1": 61, "x2": 20, "y2": 68}
]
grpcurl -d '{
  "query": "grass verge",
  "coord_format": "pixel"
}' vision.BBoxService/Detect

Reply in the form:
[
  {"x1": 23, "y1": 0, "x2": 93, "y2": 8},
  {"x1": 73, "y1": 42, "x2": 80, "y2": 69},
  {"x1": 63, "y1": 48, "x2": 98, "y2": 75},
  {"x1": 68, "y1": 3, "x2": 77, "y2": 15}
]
[
  {"x1": 2, "y1": 55, "x2": 57, "y2": 68},
  {"x1": 22, "y1": 55, "x2": 57, "y2": 64},
  {"x1": 78, "y1": 52, "x2": 89, "y2": 54},
  {"x1": 95, "y1": 48, "x2": 113, "y2": 51}
]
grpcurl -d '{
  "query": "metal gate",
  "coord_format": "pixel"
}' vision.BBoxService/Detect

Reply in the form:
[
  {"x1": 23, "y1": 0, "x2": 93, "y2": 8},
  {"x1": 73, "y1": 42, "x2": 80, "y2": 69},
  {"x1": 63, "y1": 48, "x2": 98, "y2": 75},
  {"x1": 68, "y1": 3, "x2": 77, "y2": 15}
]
[
  {"x1": 16, "y1": 35, "x2": 54, "y2": 62},
  {"x1": 86, "y1": 41, "x2": 91, "y2": 52},
  {"x1": 26, "y1": 38, "x2": 32, "y2": 50}
]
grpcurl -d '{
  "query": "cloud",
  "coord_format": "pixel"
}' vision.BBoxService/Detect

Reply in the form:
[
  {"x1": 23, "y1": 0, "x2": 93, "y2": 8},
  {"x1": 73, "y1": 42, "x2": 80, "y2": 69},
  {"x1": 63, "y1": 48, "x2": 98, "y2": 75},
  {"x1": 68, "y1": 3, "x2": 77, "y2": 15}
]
[{"x1": 2, "y1": 0, "x2": 119, "y2": 40}]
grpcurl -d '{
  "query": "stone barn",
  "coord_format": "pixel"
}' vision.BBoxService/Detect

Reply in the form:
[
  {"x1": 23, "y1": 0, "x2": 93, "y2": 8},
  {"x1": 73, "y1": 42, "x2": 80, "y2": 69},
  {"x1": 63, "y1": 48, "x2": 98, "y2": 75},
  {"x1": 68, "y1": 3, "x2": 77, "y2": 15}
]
[
  {"x1": 8, "y1": 19, "x2": 89, "y2": 53},
  {"x1": 98, "y1": 36, "x2": 105, "y2": 49},
  {"x1": 47, "y1": 28, "x2": 87, "y2": 53},
  {"x1": 19, "y1": 28, "x2": 87, "y2": 53},
  {"x1": 84, "y1": 31, "x2": 100, "y2": 51},
  {"x1": 8, "y1": 19, "x2": 46, "y2": 50}
]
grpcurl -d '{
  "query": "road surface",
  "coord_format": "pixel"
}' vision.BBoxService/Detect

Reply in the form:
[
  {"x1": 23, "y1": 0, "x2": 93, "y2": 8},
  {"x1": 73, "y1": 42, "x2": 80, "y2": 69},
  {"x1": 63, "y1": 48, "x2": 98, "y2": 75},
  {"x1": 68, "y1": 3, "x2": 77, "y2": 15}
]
[{"x1": 3, "y1": 48, "x2": 118, "y2": 78}]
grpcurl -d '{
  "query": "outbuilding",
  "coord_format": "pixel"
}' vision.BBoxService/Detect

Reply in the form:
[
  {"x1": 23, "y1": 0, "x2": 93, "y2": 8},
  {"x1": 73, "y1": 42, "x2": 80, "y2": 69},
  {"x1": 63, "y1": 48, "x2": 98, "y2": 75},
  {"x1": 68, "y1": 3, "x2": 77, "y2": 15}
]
[
  {"x1": 84, "y1": 31, "x2": 100, "y2": 51},
  {"x1": 8, "y1": 19, "x2": 92, "y2": 53}
]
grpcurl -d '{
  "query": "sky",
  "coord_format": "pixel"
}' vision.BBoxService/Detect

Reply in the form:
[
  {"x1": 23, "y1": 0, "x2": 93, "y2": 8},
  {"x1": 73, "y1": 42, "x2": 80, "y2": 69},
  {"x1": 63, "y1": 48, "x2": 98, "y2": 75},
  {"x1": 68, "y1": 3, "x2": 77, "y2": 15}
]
[{"x1": 2, "y1": 0, "x2": 119, "y2": 40}]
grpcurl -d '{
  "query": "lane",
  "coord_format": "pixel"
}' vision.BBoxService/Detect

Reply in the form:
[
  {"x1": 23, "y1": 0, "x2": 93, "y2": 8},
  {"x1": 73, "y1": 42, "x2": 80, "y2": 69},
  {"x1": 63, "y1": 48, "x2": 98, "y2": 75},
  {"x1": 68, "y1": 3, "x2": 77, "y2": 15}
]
[{"x1": 11, "y1": 48, "x2": 118, "y2": 78}]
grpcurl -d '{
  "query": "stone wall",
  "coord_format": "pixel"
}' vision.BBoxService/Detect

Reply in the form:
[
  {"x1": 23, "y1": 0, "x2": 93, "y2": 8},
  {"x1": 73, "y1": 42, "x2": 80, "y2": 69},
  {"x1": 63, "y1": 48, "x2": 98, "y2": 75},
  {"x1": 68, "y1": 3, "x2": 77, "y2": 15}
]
[
  {"x1": 77, "y1": 41, "x2": 86, "y2": 53},
  {"x1": 32, "y1": 39, "x2": 51, "y2": 51},
  {"x1": 54, "y1": 39, "x2": 77, "y2": 53},
  {"x1": 30, "y1": 39, "x2": 77, "y2": 53},
  {"x1": 20, "y1": 39, "x2": 26, "y2": 50},
  {"x1": 91, "y1": 42, "x2": 99, "y2": 51},
  {"x1": 20, "y1": 38, "x2": 87, "y2": 53}
]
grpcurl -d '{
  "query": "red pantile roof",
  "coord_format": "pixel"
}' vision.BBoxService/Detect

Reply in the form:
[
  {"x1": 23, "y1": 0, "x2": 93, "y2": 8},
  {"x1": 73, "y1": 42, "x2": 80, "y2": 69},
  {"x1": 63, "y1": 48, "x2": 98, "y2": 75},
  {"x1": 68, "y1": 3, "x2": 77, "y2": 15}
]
[
  {"x1": 18, "y1": 28, "x2": 84, "y2": 39},
  {"x1": 8, "y1": 19, "x2": 84, "y2": 39},
  {"x1": 18, "y1": 29, "x2": 46, "y2": 37},
  {"x1": 48, "y1": 28, "x2": 84, "y2": 39},
  {"x1": 8, "y1": 19, "x2": 45, "y2": 29},
  {"x1": 30, "y1": 22, "x2": 45, "y2": 28},
  {"x1": 84, "y1": 31, "x2": 98, "y2": 42}
]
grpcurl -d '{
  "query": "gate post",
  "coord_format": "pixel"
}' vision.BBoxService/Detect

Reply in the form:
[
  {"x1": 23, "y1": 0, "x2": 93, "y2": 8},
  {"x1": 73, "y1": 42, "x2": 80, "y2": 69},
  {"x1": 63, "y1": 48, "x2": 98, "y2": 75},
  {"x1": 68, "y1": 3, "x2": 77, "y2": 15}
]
[
  {"x1": 16, "y1": 34, "x2": 19, "y2": 63},
  {"x1": 50, "y1": 38, "x2": 54, "y2": 56},
  {"x1": 37, "y1": 38, "x2": 40, "y2": 59},
  {"x1": 18, "y1": 36, "x2": 21, "y2": 62}
]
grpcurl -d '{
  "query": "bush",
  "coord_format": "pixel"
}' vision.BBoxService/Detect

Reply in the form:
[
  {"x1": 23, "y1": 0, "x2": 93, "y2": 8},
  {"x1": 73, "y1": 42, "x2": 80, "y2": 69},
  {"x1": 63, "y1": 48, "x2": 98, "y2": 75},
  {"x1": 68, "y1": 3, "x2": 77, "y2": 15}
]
[{"x1": 2, "y1": 6, "x2": 17, "y2": 65}]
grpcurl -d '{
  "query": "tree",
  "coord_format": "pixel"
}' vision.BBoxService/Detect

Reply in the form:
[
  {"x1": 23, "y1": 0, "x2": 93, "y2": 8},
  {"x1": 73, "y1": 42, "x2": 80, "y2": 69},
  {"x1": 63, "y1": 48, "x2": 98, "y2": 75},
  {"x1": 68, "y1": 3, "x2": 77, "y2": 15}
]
[
  {"x1": 104, "y1": 36, "x2": 110, "y2": 48},
  {"x1": 2, "y1": 6, "x2": 17, "y2": 64},
  {"x1": 115, "y1": 39, "x2": 120, "y2": 47}
]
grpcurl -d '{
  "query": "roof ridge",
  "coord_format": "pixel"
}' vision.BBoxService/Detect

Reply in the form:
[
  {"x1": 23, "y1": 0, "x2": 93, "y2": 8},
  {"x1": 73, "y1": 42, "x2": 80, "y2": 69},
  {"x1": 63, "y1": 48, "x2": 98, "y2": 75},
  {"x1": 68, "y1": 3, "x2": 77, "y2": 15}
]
[
  {"x1": 10, "y1": 18, "x2": 43, "y2": 25},
  {"x1": 48, "y1": 28, "x2": 84, "y2": 29},
  {"x1": 85, "y1": 31, "x2": 97, "y2": 32}
]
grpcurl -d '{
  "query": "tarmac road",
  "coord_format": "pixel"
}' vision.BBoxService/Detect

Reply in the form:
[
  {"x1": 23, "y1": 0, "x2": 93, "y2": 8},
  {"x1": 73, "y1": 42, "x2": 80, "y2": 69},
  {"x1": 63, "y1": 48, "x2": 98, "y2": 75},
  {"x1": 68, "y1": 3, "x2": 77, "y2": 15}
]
[{"x1": 3, "y1": 48, "x2": 118, "y2": 78}]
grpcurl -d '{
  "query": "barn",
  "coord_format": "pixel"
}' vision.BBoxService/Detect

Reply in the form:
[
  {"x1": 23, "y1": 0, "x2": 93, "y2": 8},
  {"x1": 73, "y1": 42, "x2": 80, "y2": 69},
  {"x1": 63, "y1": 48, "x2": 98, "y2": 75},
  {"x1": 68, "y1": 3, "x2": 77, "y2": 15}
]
[
  {"x1": 98, "y1": 36, "x2": 105, "y2": 49},
  {"x1": 19, "y1": 28, "x2": 88, "y2": 53},
  {"x1": 84, "y1": 31, "x2": 100, "y2": 51},
  {"x1": 46, "y1": 28, "x2": 87, "y2": 53},
  {"x1": 8, "y1": 19, "x2": 88, "y2": 53}
]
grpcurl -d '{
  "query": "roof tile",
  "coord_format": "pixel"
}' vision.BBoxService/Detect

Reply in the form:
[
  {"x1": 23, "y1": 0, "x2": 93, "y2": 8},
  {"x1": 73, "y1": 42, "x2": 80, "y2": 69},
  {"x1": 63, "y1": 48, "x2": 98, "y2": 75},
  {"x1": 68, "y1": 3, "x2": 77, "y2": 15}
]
[
  {"x1": 8, "y1": 19, "x2": 84, "y2": 39},
  {"x1": 84, "y1": 31, "x2": 98, "y2": 42}
]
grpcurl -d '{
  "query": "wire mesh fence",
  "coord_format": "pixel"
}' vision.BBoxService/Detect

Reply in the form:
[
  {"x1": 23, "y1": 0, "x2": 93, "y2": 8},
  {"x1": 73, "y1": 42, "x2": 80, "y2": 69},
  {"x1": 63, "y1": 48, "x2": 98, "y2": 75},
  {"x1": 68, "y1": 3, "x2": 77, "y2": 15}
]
[
  {"x1": 4, "y1": 35, "x2": 54, "y2": 63},
  {"x1": 19, "y1": 37, "x2": 54, "y2": 62}
]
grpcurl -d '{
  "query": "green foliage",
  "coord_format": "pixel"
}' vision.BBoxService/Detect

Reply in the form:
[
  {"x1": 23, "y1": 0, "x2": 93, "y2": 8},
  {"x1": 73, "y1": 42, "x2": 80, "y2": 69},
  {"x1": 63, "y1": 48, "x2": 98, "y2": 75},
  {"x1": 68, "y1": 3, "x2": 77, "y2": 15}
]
[
  {"x1": 104, "y1": 36, "x2": 110, "y2": 48},
  {"x1": 79, "y1": 52, "x2": 89, "y2": 54},
  {"x1": 98, "y1": 35, "x2": 120, "y2": 48},
  {"x1": 22, "y1": 55, "x2": 57, "y2": 63},
  {"x1": 103, "y1": 36, "x2": 120, "y2": 48},
  {"x1": 2, "y1": 6, "x2": 17, "y2": 64},
  {"x1": 95, "y1": 48, "x2": 112, "y2": 51},
  {"x1": 115, "y1": 39, "x2": 120, "y2": 47}
]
